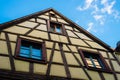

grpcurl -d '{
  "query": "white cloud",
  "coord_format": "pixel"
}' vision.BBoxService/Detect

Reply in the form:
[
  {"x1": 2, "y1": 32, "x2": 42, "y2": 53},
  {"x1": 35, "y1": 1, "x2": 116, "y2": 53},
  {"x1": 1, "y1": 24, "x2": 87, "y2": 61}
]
[
  {"x1": 101, "y1": 0, "x2": 108, "y2": 5},
  {"x1": 93, "y1": 15, "x2": 102, "y2": 20},
  {"x1": 76, "y1": 0, "x2": 120, "y2": 32},
  {"x1": 91, "y1": 5, "x2": 99, "y2": 14},
  {"x1": 87, "y1": 22, "x2": 94, "y2": 32},
  {"x1": 101, "y1": 1, "x2": 115, "y2": 14},
  {"x1": 93, "y1": 15, "x2": 105, "y2": 25},
  {"x1": 77, "y1": 0, "x2": 94, "y2": 11},
  {"x1": 113, "y1": 10, "x2": 120, "y2": 19}
]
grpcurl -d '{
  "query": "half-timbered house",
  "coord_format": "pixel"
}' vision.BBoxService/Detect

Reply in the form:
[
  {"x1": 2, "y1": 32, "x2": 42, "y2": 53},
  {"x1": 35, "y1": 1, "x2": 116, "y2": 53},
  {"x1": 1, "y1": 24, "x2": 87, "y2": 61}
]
[{"x1": 0, "y1": 8, "x2": 120, "y2": 80}]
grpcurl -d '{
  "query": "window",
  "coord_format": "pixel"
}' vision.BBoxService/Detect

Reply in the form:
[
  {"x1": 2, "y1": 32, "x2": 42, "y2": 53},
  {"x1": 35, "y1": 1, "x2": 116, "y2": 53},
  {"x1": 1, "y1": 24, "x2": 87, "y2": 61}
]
[
  {"x1": 79, "y1": 50, "x2": 110, "y2": 72},
  {"x1": 50, "y1": 22, "x2": 63, "y2": 33},
  {"x1": 50, "y1": 13, "x2": 56, "y2": 17},
  {"x1": 15, "y1": 38, "x2": 47, "y2": 63}
]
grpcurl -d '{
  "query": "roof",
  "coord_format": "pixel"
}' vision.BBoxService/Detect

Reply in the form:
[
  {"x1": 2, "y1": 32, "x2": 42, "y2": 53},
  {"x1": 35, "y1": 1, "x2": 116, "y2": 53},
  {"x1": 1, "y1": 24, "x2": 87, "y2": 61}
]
[{"x1": 0, "y1": 8, "x2": 114, "y2": 52}]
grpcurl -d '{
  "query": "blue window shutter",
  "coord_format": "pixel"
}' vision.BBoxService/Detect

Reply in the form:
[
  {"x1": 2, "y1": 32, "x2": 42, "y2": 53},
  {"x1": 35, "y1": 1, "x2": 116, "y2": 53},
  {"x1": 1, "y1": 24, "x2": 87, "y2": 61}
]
[{"x1": 20, "y1": 46, "x2": 30, "y2": 57}]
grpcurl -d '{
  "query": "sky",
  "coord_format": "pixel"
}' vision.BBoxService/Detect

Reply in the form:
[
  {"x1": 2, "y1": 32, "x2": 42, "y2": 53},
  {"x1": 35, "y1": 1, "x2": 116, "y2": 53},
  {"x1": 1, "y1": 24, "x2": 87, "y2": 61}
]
[{"x1": 0, "y1": 0, "x2": 120, "y2": 48}]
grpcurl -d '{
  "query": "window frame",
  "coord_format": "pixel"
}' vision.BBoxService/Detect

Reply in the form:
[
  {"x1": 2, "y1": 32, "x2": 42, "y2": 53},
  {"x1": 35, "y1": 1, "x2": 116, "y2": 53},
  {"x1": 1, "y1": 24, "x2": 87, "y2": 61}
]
[
  {"x1": 47, "y1": 21, "x2": 66, "y2": 35},
  {"x1": 79, "y1": 49, "x2": 111, "y2": 72},
  {"x1": 15, "y1": 37, "x2": 47, "y2": 64}
]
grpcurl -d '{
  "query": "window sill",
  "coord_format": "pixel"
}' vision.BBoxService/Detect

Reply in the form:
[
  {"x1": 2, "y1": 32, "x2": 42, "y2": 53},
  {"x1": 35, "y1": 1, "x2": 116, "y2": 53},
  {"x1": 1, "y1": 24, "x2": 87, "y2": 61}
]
[
  {"x1": 86, "y1": 66, "x2": 113, "y2": 73},
  {"x1": 49, "y1": 31, "x2": 65, "y2": 35},
  {"x1": 14, "y1": 56, "x2": 47, "y2": 64}
]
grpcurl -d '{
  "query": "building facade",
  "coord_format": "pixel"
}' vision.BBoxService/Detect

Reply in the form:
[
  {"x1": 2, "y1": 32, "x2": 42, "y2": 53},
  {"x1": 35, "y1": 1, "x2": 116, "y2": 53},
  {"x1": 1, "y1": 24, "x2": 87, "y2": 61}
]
[{"x1": 0, "y1": 8, "x2": 120, "y2": 80}]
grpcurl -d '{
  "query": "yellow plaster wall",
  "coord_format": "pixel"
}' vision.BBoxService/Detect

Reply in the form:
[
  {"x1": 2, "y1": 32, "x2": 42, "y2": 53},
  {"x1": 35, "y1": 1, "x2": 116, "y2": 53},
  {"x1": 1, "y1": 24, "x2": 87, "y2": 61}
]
[
  {"x1": 105, "y1": 59, "x2": 112, "y2": 69},
  {"x1": 8, "y1": 34, "x2": 17, "y2": 42},
  {"x1": 63, "y1": 44, "x2": 70, "y2": 51},
  {"x1": 0, "y1": 32, "x2": 6, "y2": 39},
  {"x1": 57, "y1": 18, "x2": 69, "y2": 24},
  {"x1": 65, "y1": 52, "x2": 79, "y2": 66},
  {"x1": 116, "y1": 74, "x2": 120, "y2": 80},
  {"x1": 55, "y1": 43, "x2": 60, "y2": 50},
  {"x1": 18, "y1": 21, "x2": 38, "y2": 28},
  {"x1": 85, "y1": 40, "x2": 107, "y2": 50},
  {"x1": 36, "y1": 24, "x2": 47, "y2": 31},
  {"x1": 50, "y1": 33, "x2": 60, "y2": 42},
  {"x1": 64, "y1": 25, "x2": 73, "y2": 30},
  {"x1": 66, "y1": 30, "x2": 78, "y2": 38},
  {"x1": 28, "y1": 30, "x2": 48, "y2": 39},
  {"x1": 115, "y1": 52, "x2": 120, "y2": 61},
  {"x1": 78, "y1": 46, "x2": 97, "y2": 52},
  {"x1": 47, "y1": 49, "x2": 52, "y2": 61},
  {"x1": 45, "y1": 41, "x2": 53, "y2": 48},
  {"x1": 68, "y1": 45, "x2": 77, "y2": 52},
  {"x1": 74, "y1": 32, "x2": 92, "y2": 41},
  {"x1": 69, "y1": 67, "x2": 88, "y2": 79},
  {"x1": 87, "y1": 70, "x2": 101, "y2": 80},
  {"x1": 49, "y1": 11, "x2": 55, "y2": 14},
  {"x1": 0, "y1": 56, "x2": 11, "y2": 70},
  {"x1": 56, "y1": 15, "x2": 61, "y2": 18},
  {"x1": 29, "y1": 18, "x2": 35, "y2": 22},
  {"x1": 112, "y1": 60, "x2": 120, "y2": 72},
  {"x1": 0, "y1": 40, "x2": 8, "y2": 54},
  {"x1": 50, "y1": 64, "x2": 66, "y2": 77},
  {"x1": 103, "y1": 73, "x2": 115, "y2": 80},
  {"x1": 20, "y1": 36, "x2": 43, "y2": 42},
  {"x1": 38, "y1": 15, "x2": 49, "y2": 19},
  {"x1": 15, "y1": 60, "x2": 29, "y2": 72},
  {"x1": 10, "y1": 42, "x2": 16, "y2": 56},
  {"x1": 74, "y1": 28, "x2": 80, "y2": 32},
  {"x1": 59, "y1": 35, "x2": 68, "y2": 43},
  {"x1": 37, "y1": 18, "x2": 46, "y2": 24},
  {"x1": 108, "y1": 52, "x2": 114, "y2": 59},
  {"x1": 51, "y1": 17, "x2": 57, "y2": 21},
  {"x1": 99, "y1": 51, "x2": 108, "y2": 58},
  {"x1": 43, "y1": 12, "x2": 49, "y2": 15},
  {"x1": 74, "y1": 53, "x2": 84, "y2": 66},
  {"x1": 4, "y1": 26, "x2": 30, "y2": 34},
  {"x1": 34, "y1": 63, "x2": 48, "y2": 75},
  {"x1": 70, "y1": 38, "x2": 89, "y2": 47},
  {"x1": 52, "y1": 51, "x2": 63, "y2": 63}
]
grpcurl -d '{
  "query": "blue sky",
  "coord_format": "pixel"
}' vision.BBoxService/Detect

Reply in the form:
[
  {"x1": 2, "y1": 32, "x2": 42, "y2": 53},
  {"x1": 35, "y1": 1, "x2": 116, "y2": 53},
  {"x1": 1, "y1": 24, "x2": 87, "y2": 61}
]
[{"x1": 0, "y1": 0, "x2": 120, "y2": 48}]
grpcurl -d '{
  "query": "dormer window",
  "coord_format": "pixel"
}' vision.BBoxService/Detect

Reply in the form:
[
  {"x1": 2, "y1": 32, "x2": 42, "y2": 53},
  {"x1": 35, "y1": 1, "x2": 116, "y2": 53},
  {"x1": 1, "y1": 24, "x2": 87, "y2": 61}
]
[
  {"x1": 50, "y1": 13, "x2": 56, "y2": 17},
  {"x1": 50, "y1": 22, "x2": 63, "y2": 33}
]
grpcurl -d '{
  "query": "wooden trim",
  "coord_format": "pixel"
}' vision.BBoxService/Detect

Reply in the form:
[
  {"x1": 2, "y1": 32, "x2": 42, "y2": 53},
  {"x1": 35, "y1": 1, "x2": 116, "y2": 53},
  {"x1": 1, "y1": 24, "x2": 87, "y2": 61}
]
[
  {"x1": 106, "y1": 52, "x2": 118, "y2": 80},
  {"x1": 46, "y1": 20, "x2": 51, "y2": 40},
  {"x1": 0, "y1": 69, "x2": 84, "y2": 80},
  {"x1": 5, "y1": 33, "x2": 15, "y2": 71},
  {"x1": 29, "y1": 62, "x2": 33, "y2": 74},
  {"x1": 98, "y1": 72, "x2": 105, "y2": 80},
  {"x1": 24, "y1": 23, "x2": 41, "y2": 35},
  {"x1": 59, "y1": 43, "x2": 71, "y2": 79},
  {"x1": 46, "y1": 42, "x2": 56, "y2": 77}
]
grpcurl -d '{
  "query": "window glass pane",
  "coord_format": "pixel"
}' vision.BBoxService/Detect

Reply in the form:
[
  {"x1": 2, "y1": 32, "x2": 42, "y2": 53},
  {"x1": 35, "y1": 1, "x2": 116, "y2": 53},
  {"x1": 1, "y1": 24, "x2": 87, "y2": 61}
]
[{"x1": 56, "y1": 26, "x2": 61, "y2": 33}]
